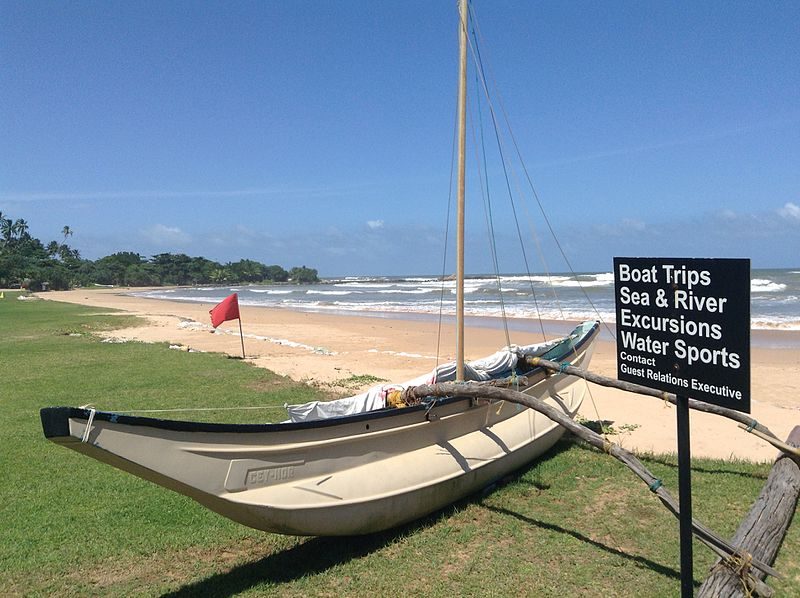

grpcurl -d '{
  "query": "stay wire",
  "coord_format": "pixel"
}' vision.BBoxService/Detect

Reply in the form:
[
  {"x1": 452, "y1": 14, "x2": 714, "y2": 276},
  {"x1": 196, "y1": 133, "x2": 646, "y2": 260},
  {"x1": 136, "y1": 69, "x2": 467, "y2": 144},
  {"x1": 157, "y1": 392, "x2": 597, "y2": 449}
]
[
  {"x1": 470, "y1": 49, "x2": 511, "y2": 349},
  {"x1": 467, "y1": 3, "x2": 615, "y2": 342},
  {"x1": 467, "y1": 3, "x2": 615, "y2": 490},
  {"x1": 467, "y1": 7, "x2": 614, "y2": 485},
  {"x1": 467, "y1": 13, "x2": 621, "y2": 557},
  {"x1": 467, "y1": 5, "x2": 547, "y2": 342},
  {"x1": 467, "y1": 5, "x2": 610, "y2": 489},
  {"x1": 435, "y1": 76, "x2": 461, "y2": 373}
]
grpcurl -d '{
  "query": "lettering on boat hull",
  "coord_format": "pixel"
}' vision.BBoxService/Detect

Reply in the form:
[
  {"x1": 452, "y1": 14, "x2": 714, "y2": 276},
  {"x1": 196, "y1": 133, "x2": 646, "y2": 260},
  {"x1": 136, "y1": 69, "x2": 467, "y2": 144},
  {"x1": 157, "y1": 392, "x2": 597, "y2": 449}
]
[{"x1": 224, "y1": 458, "x2": 304, "y2": 492}]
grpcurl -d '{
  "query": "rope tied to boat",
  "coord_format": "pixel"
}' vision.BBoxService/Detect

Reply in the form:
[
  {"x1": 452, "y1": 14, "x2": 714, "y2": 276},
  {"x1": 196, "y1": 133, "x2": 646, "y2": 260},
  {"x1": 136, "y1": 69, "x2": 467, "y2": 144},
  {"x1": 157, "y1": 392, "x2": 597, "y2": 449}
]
[
  {"x1": 559, "y1": 361, "x2": 571, "y2": 373},
  {"x1": 530, "y1": 355, "x2": 556, "y2": 378},
  {"x1": 424, "y1": 396, "x2": 439, "y2": 417},
  {"x1": 719, "y1": 550, "x2": 758, "y2": 598},
  {"x1": 80, "y1": 405, "x2": 97, "y2": 443},
  {"x1": 510, "y1": 370, "x2": 520, "y2": 391},
  {"x1": 746, "y1": 419, "x2": 759, "y2": 433},
  {"x1": 661, "y1": 391, "x2": 671, "y2": 406},
  {"x1": 386, "y1": 389, "x2": 406, "y2": 408},
  {"x1": 648, "y1": 478, "x2": 663, "y2": 493}
]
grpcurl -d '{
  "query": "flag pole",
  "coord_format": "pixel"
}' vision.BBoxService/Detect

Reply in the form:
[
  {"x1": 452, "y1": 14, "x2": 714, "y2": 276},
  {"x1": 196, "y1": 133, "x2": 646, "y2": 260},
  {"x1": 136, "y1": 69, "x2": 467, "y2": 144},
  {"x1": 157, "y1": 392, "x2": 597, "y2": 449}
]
[{"x1": 237, "y1": 318, "x2": 246, "y2": 359}]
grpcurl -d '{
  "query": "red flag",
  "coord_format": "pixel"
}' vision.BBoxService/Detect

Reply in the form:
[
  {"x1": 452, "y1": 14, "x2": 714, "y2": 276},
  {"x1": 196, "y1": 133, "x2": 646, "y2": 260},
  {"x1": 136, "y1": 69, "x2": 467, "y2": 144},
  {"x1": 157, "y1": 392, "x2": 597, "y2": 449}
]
[{"x1": 210, "y1": 293, "x2": 240, "y2": 328}]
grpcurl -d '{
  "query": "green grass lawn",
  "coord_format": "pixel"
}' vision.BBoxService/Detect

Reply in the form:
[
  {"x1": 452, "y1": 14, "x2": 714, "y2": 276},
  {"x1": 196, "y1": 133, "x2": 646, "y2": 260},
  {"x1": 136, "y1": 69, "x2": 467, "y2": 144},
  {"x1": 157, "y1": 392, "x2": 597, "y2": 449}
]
[{"x1": 1, "y1": 292, "x2": 798, "y2": 596}]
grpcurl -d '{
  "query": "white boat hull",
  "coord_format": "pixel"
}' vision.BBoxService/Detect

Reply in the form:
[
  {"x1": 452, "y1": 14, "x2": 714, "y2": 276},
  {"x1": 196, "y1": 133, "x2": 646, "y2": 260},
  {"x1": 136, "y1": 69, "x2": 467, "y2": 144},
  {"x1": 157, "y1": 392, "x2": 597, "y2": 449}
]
[{"x1": 42, "y1": 322, "x2": 598, "y2": 536}]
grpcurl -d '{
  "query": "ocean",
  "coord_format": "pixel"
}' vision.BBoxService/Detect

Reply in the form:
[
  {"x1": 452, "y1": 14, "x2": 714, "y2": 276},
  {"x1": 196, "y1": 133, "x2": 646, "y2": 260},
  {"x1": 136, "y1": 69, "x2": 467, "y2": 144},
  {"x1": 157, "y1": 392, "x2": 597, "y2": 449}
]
[{"x1": 132, "y1": 268, "x2": 800, "y2": 331}]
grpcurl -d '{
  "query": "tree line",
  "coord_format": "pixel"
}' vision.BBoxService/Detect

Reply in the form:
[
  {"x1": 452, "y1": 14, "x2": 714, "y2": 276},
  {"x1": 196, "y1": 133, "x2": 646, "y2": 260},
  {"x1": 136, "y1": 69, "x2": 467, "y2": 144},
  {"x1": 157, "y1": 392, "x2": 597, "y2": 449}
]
[{"x1": 0, "y1": 212, "x2": 319, "y2": 291}]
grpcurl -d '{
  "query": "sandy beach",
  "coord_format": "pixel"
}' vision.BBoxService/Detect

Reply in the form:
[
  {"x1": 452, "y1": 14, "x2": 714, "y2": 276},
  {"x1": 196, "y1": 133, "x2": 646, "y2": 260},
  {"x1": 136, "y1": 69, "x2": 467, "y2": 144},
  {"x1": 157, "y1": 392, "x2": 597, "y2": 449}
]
[{"x1": 38, "y1": 288, "x2": 800, "y2": 462}]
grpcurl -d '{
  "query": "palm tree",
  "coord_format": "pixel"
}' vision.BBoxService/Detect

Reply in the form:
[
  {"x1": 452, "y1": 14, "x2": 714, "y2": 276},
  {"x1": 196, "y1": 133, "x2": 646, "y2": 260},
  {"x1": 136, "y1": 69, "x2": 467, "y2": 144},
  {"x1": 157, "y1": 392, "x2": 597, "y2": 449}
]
[
  {"x1": 59, "y1": 244, "x2": 80, "y2": 262},
  {"x1": 62, "y1": 226, "x2": 73, "y2": 242},
  {"x1": 0, "y1": 214, "x2": 11, "y2": 246},
  {"x1": 11, "y1": 219, "x2": 29, "y2": 241},
  {"x1": 210, "y1": 267, "x2": 228, "y2": 284}
]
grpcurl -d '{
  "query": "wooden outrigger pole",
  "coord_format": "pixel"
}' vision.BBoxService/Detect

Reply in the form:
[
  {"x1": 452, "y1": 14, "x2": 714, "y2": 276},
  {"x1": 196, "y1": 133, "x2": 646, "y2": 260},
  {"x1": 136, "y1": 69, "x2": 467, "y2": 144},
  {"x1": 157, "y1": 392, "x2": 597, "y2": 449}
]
[
  {"x1": 403, "y1": 380, "x2": 780, "y2": 595},
  {"x1": 404, "y1": 357, "x2": 800, "y2": 596},
  {"x1": 526, "y1": 356, "x2": 800, "y2": 459}
]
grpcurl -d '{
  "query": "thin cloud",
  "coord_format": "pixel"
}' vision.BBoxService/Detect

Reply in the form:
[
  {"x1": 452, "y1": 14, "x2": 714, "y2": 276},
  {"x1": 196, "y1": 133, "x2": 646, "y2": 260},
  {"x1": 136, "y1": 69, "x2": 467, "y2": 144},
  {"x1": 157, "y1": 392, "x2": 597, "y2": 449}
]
[
  {"x1": 3, "y1": 189, "x2": 275, "y2": 202},
  {"x1": 0, "y1": 182, "x2": 378, "y2": 203},
  {"x1": 779, "y1": 202, "x2": 800, "y2": 221},
  {"x1": 533, "y1": 115, "x2": 800, "y2": 169},
  {"x1": 141, "y1": 224, "x2": 191, "y2": 246},
  {"x1": 367, "y1": 219, "x2": 385, "y2": 230},
  {"x1": 593, "y1": 217, "x2": 648, "y2": 237}
]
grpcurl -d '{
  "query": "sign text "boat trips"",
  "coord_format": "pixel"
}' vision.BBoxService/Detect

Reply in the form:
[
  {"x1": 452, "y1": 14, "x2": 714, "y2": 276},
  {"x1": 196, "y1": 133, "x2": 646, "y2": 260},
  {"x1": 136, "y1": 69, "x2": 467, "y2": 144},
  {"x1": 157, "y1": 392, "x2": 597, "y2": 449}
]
[{"x1": 613, "y1": 257, "x2": 750, "y2": 413}]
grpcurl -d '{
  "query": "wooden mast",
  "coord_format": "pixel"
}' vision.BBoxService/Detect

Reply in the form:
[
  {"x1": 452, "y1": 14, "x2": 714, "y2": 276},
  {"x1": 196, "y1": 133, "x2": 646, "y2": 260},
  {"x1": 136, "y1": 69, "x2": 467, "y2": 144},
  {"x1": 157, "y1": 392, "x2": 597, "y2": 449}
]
[{"x1": 455, "y1": 0, "x2": 468, "y2": 381}]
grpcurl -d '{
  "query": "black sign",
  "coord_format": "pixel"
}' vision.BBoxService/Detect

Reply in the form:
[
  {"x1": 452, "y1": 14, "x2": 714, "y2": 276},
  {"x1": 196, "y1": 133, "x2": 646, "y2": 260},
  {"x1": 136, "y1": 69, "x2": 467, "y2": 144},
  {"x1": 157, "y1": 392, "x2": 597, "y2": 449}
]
[{"x1": 614, "y1": 257, "x2": 750, "y2": 412}]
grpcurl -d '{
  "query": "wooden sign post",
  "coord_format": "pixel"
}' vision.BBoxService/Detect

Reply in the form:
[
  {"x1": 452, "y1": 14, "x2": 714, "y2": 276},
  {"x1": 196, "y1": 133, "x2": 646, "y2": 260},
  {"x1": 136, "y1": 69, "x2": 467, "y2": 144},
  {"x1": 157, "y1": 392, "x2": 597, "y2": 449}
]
[{"x1": 614, "y1": 257, "x2": 750, "y2": 597}]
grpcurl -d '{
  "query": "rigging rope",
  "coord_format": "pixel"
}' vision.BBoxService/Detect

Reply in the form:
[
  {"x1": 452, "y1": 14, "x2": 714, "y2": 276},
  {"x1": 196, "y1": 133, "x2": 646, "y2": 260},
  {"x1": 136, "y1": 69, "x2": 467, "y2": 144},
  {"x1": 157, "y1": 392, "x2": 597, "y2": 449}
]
[
  {"x1": 466, "y1": 1, "x2": 624, "y2": 554},
  {"x1": 469, "y1": 18, "x2": 548, "y2": 343},
  {"x1": 434, "y1": 69, "x2": 461, "y2": 374},
  {"x1": 466, "y1": 3, "x2": 608, "y2": 398},
  {"x1": 467, "y1": 2, "x2": 615, "y2": 341},
  {"x1": 470, "y1": 62, "x2": 511, "y2": 349}
]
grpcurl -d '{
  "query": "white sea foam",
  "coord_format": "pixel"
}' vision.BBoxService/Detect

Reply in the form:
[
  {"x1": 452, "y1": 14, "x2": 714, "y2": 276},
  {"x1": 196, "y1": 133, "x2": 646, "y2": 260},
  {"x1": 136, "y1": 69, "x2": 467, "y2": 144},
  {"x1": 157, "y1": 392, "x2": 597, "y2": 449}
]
[
  {"x1": 752, "y1": 294, "x2": 798, "y2": 305},
  {"x1": 414, "y1": 279, "x2": 455, "y2": 288},
  {"x1": 552, "y1": 280, "x2": 614, "y2": 288},
  {"x1": 494, "y1": 273, "x2": 614, "y2": 286},
  {"x1": 750, "y1": 317, "x2": 800, "y2": 331},
  {"x1": 751, "y1": 279, "x2": 787, "y2": 293},
  {"x1": 129, "y1": 268, "x2": 797, "y2": 331},
  {"x1": 513, "y1": 275, "x2": 569, "y2": 282},
  {"x1": 334, "y1": 282, "x2": 394, "y2": 288}
]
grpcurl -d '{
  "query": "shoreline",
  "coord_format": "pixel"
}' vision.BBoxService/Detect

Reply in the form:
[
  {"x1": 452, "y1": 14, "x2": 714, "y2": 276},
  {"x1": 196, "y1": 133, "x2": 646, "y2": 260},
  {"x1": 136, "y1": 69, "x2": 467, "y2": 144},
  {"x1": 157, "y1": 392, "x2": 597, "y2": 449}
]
[
  {"x1": 129, "y1": 269, "x2": 800, "y2": 335},
  {"x1": 131, "y1": 286, "x2": 800, "y2": 343},
  {"x1": 36, "y1": 288, "x2": 800, "y2": 462}
]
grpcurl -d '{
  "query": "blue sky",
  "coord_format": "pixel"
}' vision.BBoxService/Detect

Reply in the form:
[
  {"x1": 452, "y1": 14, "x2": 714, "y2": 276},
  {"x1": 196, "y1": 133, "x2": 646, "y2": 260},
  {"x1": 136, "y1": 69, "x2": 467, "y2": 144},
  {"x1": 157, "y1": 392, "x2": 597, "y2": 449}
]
[{"x1": 2, "y1": 0, "x2": 798, "y2": 276}]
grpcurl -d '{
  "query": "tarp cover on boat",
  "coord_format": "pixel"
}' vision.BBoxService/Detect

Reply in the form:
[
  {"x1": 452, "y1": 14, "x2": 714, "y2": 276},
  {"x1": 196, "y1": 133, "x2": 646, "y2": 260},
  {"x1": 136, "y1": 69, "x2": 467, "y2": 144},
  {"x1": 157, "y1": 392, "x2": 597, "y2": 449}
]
[{"x1": 285, "y1": 338, "x2": 562, "y2": 423}]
